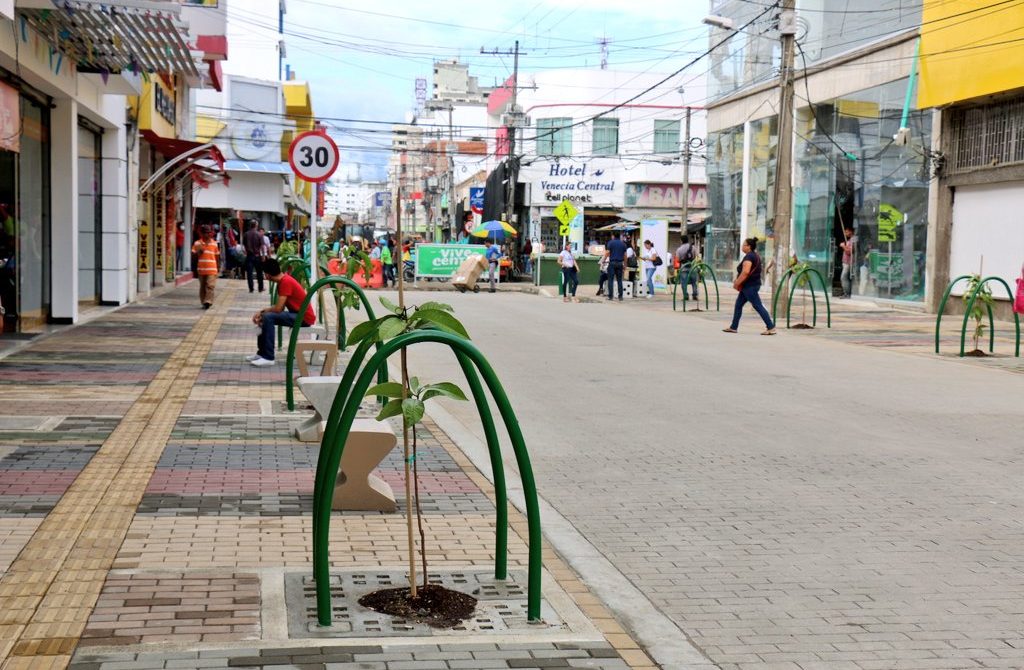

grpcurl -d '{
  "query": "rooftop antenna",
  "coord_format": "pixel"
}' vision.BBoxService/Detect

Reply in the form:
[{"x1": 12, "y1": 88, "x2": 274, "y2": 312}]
[{"x1": 596, "y1": 35, "x2": 611, "y2": 70}]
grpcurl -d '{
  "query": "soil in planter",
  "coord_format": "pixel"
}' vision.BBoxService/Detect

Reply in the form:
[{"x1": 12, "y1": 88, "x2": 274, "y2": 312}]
[
  {"x1": 358, "y1": 584, "x2": 477, "y2": 629},
  {"x1": 965, "y1": 349, "x2": 988, "y2": 357},
  {"x1": 792, "y1": 323, "x2": 814, "y2": 329}
]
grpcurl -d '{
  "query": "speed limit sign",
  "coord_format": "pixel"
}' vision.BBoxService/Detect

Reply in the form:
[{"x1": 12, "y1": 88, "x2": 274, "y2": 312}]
[{"x1": 288, "y1": 130, "x2": 340, "y2": 183}]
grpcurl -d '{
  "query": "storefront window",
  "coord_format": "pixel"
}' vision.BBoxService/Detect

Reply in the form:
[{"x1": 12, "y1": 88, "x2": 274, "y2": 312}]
[
  {"x1": 746, "y1": 116, "x2": 778, "y2": 267},
  {"x1": 19, "y1": 100, "x2": 50, "y2": 327},
  {"x1": 793, "y1": 78, "x2": 930, "y2": 301},
  {"x1": 0, "y1": 97, "x2": 50, "y2": 332},
  {"x1": 705, "y1": 124, "x2": 744, "y2": 278}
]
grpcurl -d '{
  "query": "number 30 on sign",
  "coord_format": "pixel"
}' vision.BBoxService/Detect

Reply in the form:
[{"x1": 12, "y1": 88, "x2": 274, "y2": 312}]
[{"x1": 288, "y1": 130, "x2": 340, "y2": 183}]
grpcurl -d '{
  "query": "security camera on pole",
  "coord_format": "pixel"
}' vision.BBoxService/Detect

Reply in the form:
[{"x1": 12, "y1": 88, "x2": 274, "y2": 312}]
[{"x1": 288, "y1": 128, "x2": 340, "y2": 321}]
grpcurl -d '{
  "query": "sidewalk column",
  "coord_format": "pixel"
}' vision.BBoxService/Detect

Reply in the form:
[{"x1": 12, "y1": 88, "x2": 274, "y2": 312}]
[
  {"x1": 102, "y1": 96, "x2": 129, "y2": 305},
  {"x1": 51, "y1": 97, "x2": 79, "y2": 322}
]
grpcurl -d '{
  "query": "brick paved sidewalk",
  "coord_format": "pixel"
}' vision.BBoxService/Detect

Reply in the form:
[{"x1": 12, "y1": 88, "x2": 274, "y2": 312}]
[{"x1": 0, "y1": 281, "x2": 657, "y2": 670}]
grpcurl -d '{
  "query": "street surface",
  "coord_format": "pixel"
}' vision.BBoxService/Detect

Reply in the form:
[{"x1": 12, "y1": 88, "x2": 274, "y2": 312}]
[{"x1": 389, "y1": 289, "x2": 1024, "y2": 670}]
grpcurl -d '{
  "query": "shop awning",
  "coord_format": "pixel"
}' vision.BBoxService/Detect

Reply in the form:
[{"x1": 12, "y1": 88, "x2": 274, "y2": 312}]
[
  {"x1": 16, "y1": 0, "x2": 200, "y2": 78},
  {"x1": 224, "y1": 160, "x2": 292, "y2": 175},
  {"x1": 139, "y1": 132, "x2": 227, "y2": 196}
]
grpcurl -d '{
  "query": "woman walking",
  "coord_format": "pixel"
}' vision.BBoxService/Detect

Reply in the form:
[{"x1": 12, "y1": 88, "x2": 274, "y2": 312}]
[
  {"x1": 723, "y1": 237, "x2": 777, "y2": 335},
  {"x1": 641, "y1": 239, "x2": 660, "y2": 298},
  {"x1": 558, "y1": 242, "x2": 580, "y2": 303}
]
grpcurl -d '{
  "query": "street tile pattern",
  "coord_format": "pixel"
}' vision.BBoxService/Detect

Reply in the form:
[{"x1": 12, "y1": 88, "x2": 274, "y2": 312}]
[
  {"x1": 80, "y1": 572, "x2": 260, "y2": 647},
  {"x1": 69, "y1": 641, "x2": 628, "y2": 670}
]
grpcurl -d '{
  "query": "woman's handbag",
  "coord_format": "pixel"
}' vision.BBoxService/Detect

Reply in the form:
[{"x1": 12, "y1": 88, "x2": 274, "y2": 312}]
[{"x1": 1014, "y1": 263, "x2": 1024, "y2": 314}]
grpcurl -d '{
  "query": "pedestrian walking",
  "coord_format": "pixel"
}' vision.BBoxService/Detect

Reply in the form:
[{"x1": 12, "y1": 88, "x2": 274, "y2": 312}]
[
  {"x1": 247, "y1": 258, "x2": 316, "y2": 367},
  {"x1": 243, "y1": 220, "x2": 265, "y2": 293},
  {"x1": 839, "y1": 225, "x2": 856, "y2": 298},
  {"x1": 641, "y1": 239, "x2": 661, "y2": 298},
  {"x1": 597, "y1": 251, "x2": 609, "y2": 296},
  {"x1": 674, "y1": 234, "x2": 699, "y2": 301},
  {"x1": 605, "y1": 231, "x2": 627, "y2": 301},
  {"x1": 175, "y1": 222, "x2": 185, "y2": 272},
  {"x1": 522, "y1": 239, "x2": 533, "y2": 276},
  {"x1": 486, "y1": 240, "x2": 502, "y2": 293},
  {"x1": 625, "y1": 236, "x2": 638, "y2": 295},
  {"x1": 723, "y1": 237, "x2": 777, "y2": 335},
  {"x1": 260, "y1": 228, "x2": 272, "y2": 259},
  {"x1": 558, "y1": 242, "x2": 580, "y2": 303},
  {"x1": 191, "y1": 224, "x2": 220, "y2": 309},
  {"x1": 380, "y1": 240, "x2": 394, "y2": 287}
]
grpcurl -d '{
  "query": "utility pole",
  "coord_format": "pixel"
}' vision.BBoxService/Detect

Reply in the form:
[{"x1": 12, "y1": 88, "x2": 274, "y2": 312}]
[
  {"x1": 680, "y1": 107, "x2": 692, "y2": 248},
  {"x1": 770, "y1": 0, "x2": 797, "y2": 304},
  {"x1": 480, "y1": 41, "x2": 524, "y2": 224},
  {"x1": 447, "y1": 105, "x2": 456, "y2": 241}
]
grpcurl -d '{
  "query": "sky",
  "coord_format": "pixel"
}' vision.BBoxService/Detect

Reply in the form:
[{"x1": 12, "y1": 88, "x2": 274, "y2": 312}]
[{"x1": 277, "y1": 0, "x2": 710, "y2": 181}]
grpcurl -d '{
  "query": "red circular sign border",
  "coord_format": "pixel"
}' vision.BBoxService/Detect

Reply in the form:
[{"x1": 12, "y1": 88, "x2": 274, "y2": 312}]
[{"x1": 287, "y1": 130, "x2": 340, "y2": 183}]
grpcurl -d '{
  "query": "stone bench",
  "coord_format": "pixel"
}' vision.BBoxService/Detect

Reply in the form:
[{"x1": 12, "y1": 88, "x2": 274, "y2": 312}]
[{"x1": 331, "y1": 418, "x2": 397, "y2": 512}]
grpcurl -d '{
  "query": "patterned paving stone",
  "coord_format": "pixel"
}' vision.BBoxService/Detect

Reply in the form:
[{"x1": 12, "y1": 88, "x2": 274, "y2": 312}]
[
  {"x1": 80, "y1": 572, "x2": 261, "y2": 647},
  {"x1": 69, "y1": 642, "x2": 628, "y2": 670}
]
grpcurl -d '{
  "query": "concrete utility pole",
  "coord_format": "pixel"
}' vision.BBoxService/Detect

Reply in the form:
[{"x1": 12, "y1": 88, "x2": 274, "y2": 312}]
[
  {"x1": 680, "y1": 107, "x2": 692, "y2": 245},
  {"x1": 480, "y1": 41, "x2": 524, "y2": 224},
  {"x1": 770, "y1": 0, "x2": 797, "y2": 303}
]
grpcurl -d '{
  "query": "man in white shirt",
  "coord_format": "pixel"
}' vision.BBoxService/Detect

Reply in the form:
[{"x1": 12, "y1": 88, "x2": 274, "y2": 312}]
[{"x1": 558, "y1": 242, "x2": 579, "y2": 303}]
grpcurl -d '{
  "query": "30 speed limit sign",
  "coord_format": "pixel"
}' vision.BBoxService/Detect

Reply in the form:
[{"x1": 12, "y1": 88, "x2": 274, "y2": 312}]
[{"x1": 288, "y1": 130, "x2": 340, "y2": 183}]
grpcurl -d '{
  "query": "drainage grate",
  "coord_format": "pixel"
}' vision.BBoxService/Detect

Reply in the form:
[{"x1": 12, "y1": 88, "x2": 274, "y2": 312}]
[{"x1": 284, "y1": 569, "x2": 561, "y2": 638}]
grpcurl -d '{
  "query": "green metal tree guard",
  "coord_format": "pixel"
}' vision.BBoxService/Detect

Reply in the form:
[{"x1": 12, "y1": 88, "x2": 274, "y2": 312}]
[
  {"x1": 783, "y1": 267, "x2": 831, "y2": 329},
  {"x1": 672, "y1": 262, "x2": 719, "y2": 312},
  {"x1": 285, "y1": 275, "x2": 381, "y2": 411},
  {"x1": 771, "y1": 267, "x2": 831, "y2": 329},
  {"x1": 957, "y1": 276, "x2": 1020, "y2": 358},
  {"x1": 934, "y1": 275, "x2": 977, "y2": 354},
  {"x1": 312, "y1": 330, "x2": 542, "y2": 626}
]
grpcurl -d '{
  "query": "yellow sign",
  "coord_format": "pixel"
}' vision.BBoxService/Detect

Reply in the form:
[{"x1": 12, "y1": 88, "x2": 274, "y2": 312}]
[
  {"x1": 918, "y1": 0, "x2": 1024, "y2": 108},
  {"x1": 877, "y1": 203, "x2": 902, "y2": 243},
  {"x1": 134, "y1": 79, "x2": 176, "y2": 139},
  {"x1": 138, "y1": 221, "x2": 150, "y2": 273},
  {"x1": 553, "y1": 199, "x2": 579, "y2": 227}
]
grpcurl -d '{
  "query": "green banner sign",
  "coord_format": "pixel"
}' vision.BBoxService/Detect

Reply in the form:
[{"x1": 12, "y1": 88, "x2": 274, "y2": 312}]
[{"x1": 414, "y1": 243, "x2": 487, "y2": 278}]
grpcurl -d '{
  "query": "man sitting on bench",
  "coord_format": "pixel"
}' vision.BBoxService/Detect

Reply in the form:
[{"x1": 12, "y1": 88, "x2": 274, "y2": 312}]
[{"x1": 248, "y1": 258, "x2": 316, "y2": 367}]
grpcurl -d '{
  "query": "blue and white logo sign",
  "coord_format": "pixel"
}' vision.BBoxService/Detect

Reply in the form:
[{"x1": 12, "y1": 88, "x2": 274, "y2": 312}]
[
  {"x1": 374, "y1": 192, "x2": 391, "y2": 208},
  {"x1": 469, "y1": 187, "x2": 485, "y2": 215}
]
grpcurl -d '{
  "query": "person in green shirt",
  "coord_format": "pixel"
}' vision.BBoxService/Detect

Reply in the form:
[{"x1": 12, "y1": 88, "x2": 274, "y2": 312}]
[{"x1": 380, "y1": 242, "x2": 394, "y2": 287}]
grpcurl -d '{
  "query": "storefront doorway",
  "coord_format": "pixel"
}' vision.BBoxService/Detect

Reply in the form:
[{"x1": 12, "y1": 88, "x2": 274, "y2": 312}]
[
  {"x1": 0, "y1": 93, "x2": 51, "y2": 333},
  {"x1": 78, "y1": 122, "x2": 102, "y2": 303}
]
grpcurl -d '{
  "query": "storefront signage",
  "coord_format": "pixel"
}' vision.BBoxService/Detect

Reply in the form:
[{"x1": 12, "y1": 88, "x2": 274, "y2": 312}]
[
  {"x1": 469, "y1": 187, "x2": 485, "y2": 215},
  {"x1": 154, "y1": 84, "x2": 176, "y2": 127},
  {"x1": 534, "y1": 161, "x2": 618, "y2": 205},
  {"x1": 154, "y1": 201, "x2": 165, "y2": 272},
  {"x1": 0, "y1": 82, "x2": 19, "y2": 153},
  {"x1": 414, "y1": 243, "x2": 487, "y2": 278},
  {"x1": 138, "y1": 221, "x2": 150, "y2": 273},
  {"x1": 624, "y1": 183, "x2": 708, "y2": 209},
  {"x1": 374, "y1": 191, "x2": 391, "y2": 208}
]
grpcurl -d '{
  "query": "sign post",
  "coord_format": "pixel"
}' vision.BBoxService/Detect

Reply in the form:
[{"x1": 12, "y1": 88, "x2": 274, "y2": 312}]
[
  {"x1": 288, "y1": 130, "x2": 340, "y2": 321},
  {"x1": 553, "y1": 199, "x2": 579, "y2": 240}
]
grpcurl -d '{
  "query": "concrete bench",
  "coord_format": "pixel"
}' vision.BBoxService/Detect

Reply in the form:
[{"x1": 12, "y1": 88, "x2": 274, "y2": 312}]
[
  {"x1": 294, "y1": 375, "x2": 342, "y2": 442},
  {"x1": 331, "y1": 418, "x2": 397, "y2": 512}
]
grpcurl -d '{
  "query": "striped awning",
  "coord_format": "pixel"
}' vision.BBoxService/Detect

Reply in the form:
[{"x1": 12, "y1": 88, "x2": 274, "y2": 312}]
[{"x1": 17, "y1": 0, "x2": 200, "y2": 78}]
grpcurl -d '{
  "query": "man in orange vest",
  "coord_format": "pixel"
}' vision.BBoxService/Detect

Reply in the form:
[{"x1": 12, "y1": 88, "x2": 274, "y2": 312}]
[{"x1": 191, "y1": 224, "x2": 221, "y2": 309}]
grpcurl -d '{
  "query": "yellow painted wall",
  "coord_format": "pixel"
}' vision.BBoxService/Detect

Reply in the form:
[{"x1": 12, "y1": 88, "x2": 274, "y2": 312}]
[{"x1": 918, "y1": 0, "x2": 1024, "y2": 107}]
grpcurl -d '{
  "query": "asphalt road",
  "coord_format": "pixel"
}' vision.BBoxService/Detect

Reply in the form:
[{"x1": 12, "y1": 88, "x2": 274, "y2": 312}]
[{"x1": 379, "y1": 288, "x2": 1024, "y2": 670}]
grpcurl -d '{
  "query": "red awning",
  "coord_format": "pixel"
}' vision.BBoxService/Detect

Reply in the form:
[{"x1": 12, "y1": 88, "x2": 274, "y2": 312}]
[
  {"x1": 140, "y1": 131, "x2": 228, "y2": 196},
  {"x1": 142, "y1": 130, "x2": 226, "y2": 163}
]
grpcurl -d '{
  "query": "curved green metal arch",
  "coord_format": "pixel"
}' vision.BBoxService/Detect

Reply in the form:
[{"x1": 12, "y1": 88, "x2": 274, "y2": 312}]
[
  {"x1": 959, "y1": 276, "x2": 1021, "y2": 358},
  {"x1": 312, "y1": 330, "x2": 542, "y2": 626},
  {"x1": 285, "y1": 276, "x2": 380, "y2": 411},
  {"x1": 934, "y1": 275, "x2": 973, "y2": 354},
  {"x1": 771, "y1": 268, "x2": 797, "y2": 322},
  {"x1": 672, "y1": 262, "x2": 719, "y2": 312},
  {"x1": 312, "y1": 339, "x2": 509, "y2": 582},
  {"x1": 784, "y1": 268, "x2": 831, "y2": 329}
]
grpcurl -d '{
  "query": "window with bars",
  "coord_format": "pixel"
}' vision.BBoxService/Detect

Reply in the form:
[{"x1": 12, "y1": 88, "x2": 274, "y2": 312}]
[
  {"x1": 654, "y1": 119, "x2": 681, "y2": 154},
  {"x1": 592, "y1": 117, "x2": 619, "y2": 155},
  {"x1": 948, "y1": 95, "x2": 1024, "y2": 174},
  {"x1": 536, "y1": 117, "x2": 572, "y2": 156}
]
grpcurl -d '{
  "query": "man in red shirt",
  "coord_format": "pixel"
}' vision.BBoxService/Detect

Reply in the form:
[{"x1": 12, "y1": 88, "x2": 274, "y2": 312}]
[{"x1": 247, "y1": 258, "x2": 316, "y2": 367}]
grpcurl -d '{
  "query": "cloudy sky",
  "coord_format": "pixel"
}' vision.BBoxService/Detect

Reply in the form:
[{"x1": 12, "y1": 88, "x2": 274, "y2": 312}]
[{"x1": 276, "y1": 0, "x2": 710, "y2": 180}]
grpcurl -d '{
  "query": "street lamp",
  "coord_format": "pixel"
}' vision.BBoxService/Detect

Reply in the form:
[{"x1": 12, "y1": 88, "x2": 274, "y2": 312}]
[{"x1": 702, "y1": 15, "x2": 735, "y2": 30}]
